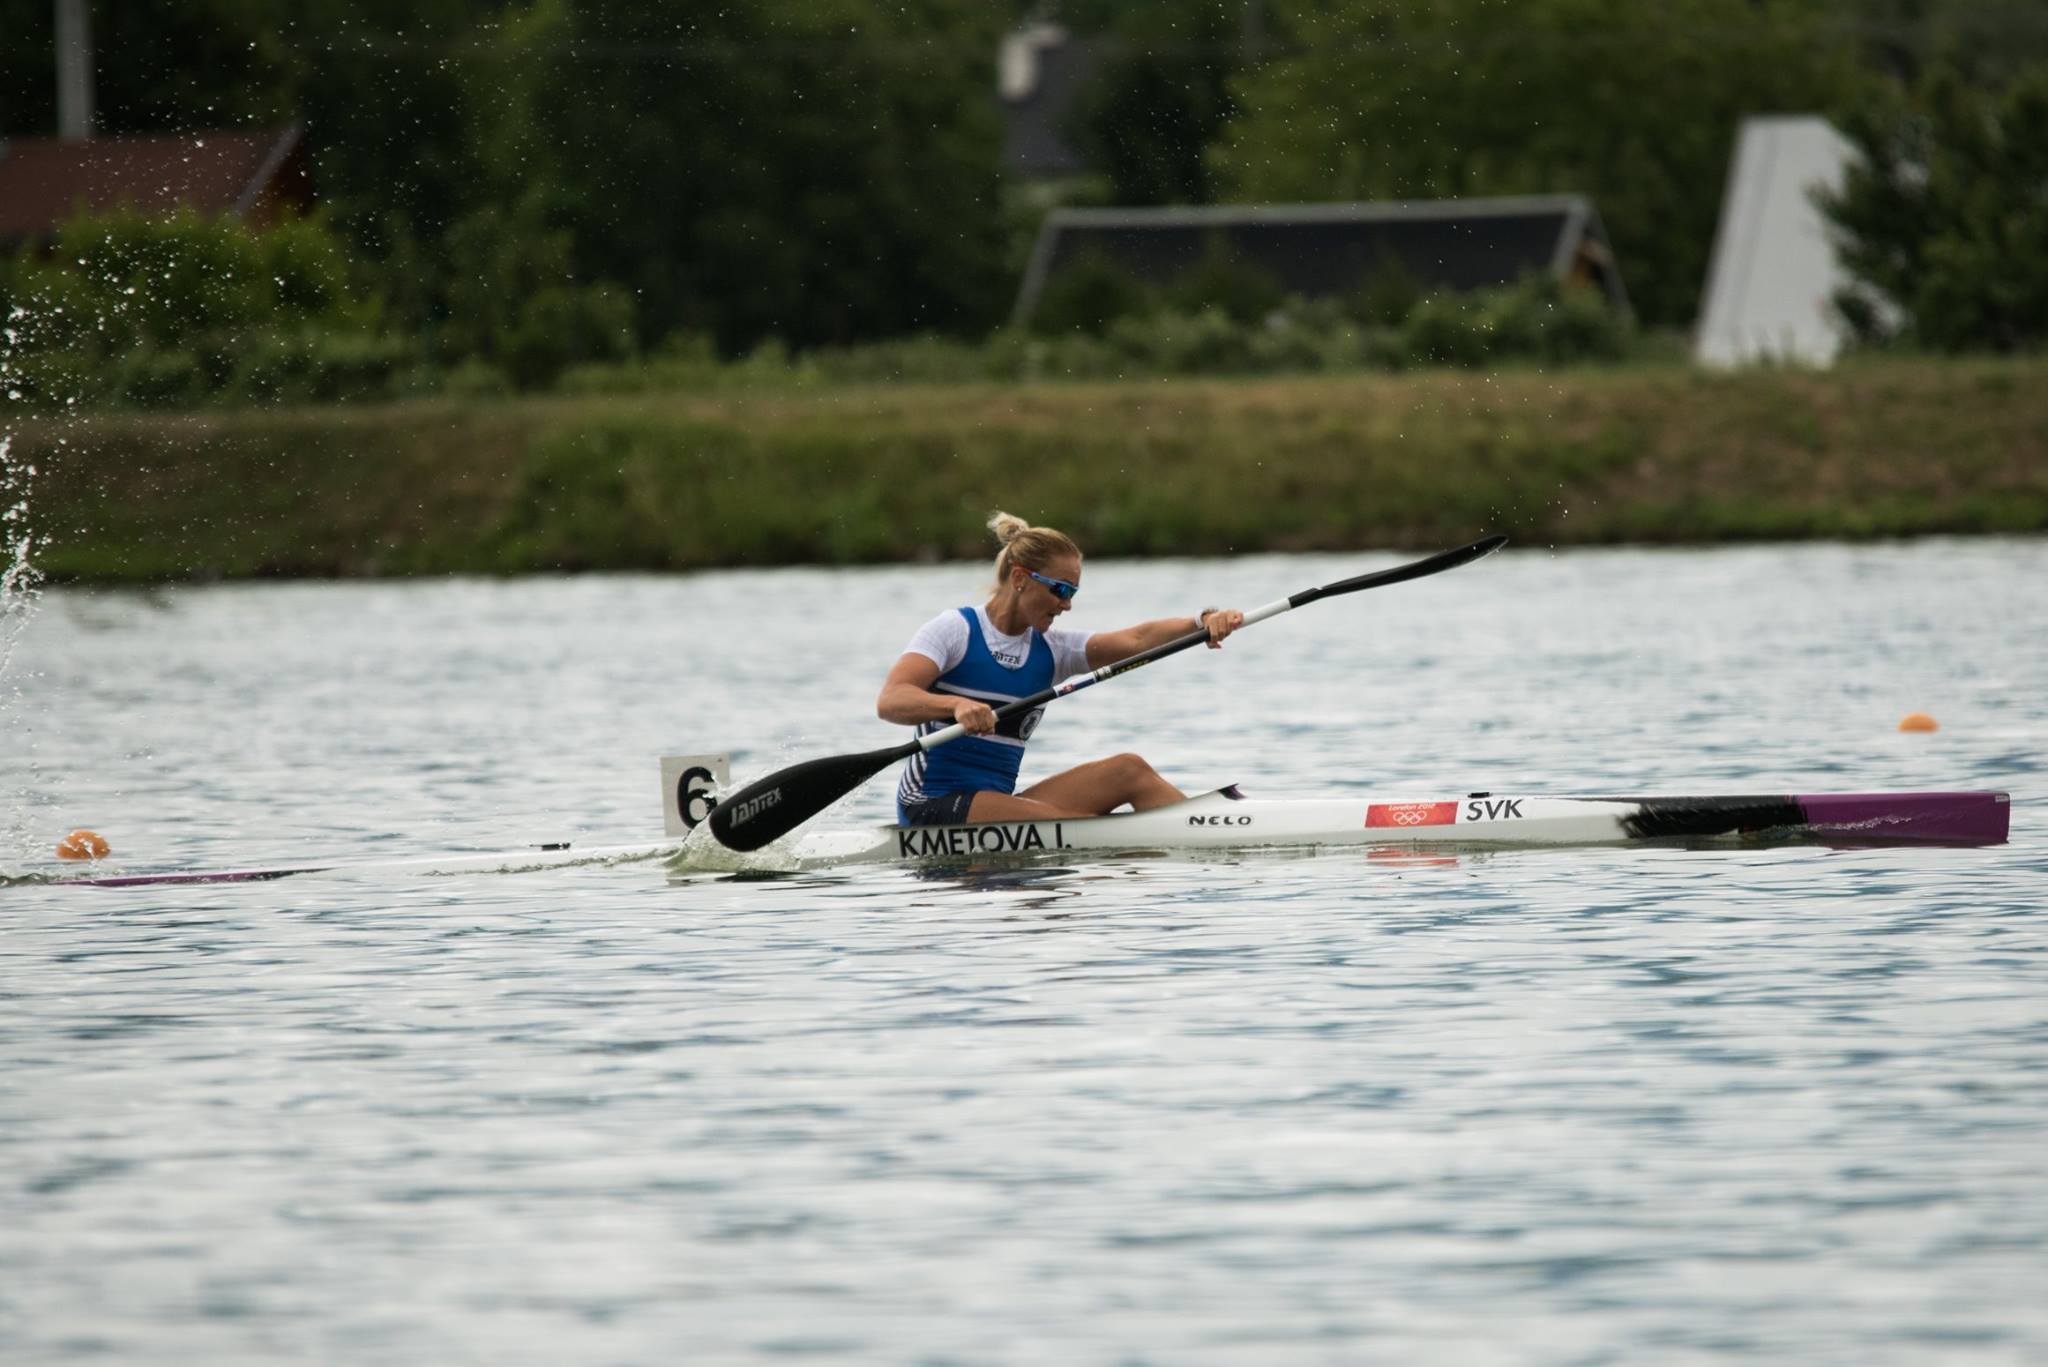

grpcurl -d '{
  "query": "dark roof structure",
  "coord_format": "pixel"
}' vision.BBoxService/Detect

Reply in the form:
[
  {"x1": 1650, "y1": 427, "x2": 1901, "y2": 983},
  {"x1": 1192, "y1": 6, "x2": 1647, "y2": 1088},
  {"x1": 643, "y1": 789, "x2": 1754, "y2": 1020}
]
[
  {"x1": 1013, "y1": 195, "x2": 1630, "y2": 324},
  {"x1": 998, "y1": 24, "x2": 1106, "y2": 180},
  {"x1": 0, "y1": 126, "x2": 309, "y2": 245}
]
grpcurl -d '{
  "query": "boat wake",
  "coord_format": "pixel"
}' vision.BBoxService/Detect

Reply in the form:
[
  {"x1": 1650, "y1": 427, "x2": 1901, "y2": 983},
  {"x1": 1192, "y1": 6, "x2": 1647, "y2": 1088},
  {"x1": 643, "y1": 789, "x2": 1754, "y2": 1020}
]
[
  {"x1": 32, "y1": 838, "x2": 688, "y2": 890},
  {"x1": 662, "y1": 826, "x2": 845, "y2": 876}
]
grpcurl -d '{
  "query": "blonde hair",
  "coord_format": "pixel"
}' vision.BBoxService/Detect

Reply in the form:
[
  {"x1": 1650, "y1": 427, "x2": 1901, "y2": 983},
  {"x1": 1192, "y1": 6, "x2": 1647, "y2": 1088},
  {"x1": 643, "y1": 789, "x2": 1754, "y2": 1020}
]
[{"x1": 988, "y1": 511, "x2": 1081, "y2": 590}]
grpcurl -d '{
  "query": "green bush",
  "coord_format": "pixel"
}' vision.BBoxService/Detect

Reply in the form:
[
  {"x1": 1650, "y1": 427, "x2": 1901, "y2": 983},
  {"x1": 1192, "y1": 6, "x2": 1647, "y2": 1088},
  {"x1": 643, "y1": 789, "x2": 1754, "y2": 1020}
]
[
  {"x1": 1029, "y1": 250, "x2": 1161, "y2": 336},
  {"x1": 227, "y1": 329, "x2": 419, "y2": 405},
  {"x1": 112, "y1": 348, "x2": 210, "y2": 409},
  {"x1": 2, "y1": 348, "x2": 95, "y2": 408},
  {"x1": 0, "y1": 207, "x2": 404, "y2": 411},
  {"x1": 439, "y1": 206, "x2": 637, "y2": 390},
  {"x1": 1401, "y1": 295, "x2": 1493, "y2": 367},
  {"x1": 1483, "y1": 277, "x2": 1632, "y2": 364},
  {"x1": 557, "y1": 334, "x2": 731, "y2": 395},
  {"x1": 1014, "y1": 245, "x2": 1635, "y2": 377},
  {"x1": 810, "y1": 333, "x2": 998, "y2": 385},
  {"x1": 1162, "y1": 241, "x2": 1289, "y2": 325},
  {"x1": 443, "y1": 358, "x2": 513, "y2": 398},
  {"x1": 1346, "y1": 259, "x2": 1426, "y2": 327},
  {"x1": 2, "y1": 208, "x2": 373, "y2": 358},
  {"x1": 499, "y1": 284, "x2": 634, "y2": 390},
  {"x1": 1396, "y1": 279, "x2": 1634, "y2": 369},
  {"x1": 1105, "y1": 307, "x2": 1256, "y2": 373},
  {"x1": 1538, "y1": 285, "x2": 1632, "y2": 363},
  {"x1": 982, "y1": 330, "x2": 1129, "y2": 382},
  {"x1": 1245, "y1": 314, "x2": 1350, "y2": 373}
]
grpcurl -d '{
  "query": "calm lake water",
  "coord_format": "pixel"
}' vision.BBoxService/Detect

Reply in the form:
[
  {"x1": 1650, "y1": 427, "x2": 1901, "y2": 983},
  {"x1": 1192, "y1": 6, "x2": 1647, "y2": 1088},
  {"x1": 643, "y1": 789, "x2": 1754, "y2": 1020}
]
[{"x1": 3, "y1": 541, "x2": 2045, "y2": 1363}]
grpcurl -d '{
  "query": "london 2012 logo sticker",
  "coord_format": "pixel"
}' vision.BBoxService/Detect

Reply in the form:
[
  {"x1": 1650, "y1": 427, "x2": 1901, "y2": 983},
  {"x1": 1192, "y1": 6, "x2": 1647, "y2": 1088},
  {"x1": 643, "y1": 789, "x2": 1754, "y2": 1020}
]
[{"x1": 1366, "y1": 801, "x2": 1459, "y2": 828}]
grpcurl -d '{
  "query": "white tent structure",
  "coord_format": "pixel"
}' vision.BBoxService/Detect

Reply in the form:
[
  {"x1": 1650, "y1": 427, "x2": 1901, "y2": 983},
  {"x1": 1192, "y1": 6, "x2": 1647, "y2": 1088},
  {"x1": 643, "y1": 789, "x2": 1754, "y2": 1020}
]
[{"x1": 1695, "y1": 116, "x2": 1858, "y2": 368}]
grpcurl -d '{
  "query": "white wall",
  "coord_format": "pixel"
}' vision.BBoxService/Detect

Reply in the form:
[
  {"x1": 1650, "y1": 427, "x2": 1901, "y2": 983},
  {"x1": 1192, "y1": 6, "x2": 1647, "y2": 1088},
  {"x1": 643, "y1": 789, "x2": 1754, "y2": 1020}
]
[{"x1": 1695, "y1": 116, "x2": 1856, "y2": 368}]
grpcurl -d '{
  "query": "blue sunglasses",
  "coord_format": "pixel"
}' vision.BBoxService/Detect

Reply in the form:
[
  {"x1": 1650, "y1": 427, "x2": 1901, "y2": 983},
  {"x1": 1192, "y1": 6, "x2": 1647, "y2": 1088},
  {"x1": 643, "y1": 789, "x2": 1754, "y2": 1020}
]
[{"x1": 1026, "y1": 569, "x2": 1080, "y2": 602}]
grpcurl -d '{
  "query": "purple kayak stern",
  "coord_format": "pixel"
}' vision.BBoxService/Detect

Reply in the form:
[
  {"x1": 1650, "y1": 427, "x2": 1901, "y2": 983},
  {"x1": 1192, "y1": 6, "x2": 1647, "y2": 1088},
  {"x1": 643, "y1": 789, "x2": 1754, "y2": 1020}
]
[{"x1": 1797, "y1": 792, "x2": 2010, "y2": 846}]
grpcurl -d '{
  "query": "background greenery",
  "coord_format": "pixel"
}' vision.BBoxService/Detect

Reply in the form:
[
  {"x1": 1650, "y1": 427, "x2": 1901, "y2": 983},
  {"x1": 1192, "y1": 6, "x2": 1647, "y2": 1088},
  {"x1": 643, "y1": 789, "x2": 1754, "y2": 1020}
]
[
  {"x1": 12, "y1": 359, "x2": 2044, "y2": 582},
  {"x1": 3, "y1": 0, "x2": 2047, "y2": 413}
]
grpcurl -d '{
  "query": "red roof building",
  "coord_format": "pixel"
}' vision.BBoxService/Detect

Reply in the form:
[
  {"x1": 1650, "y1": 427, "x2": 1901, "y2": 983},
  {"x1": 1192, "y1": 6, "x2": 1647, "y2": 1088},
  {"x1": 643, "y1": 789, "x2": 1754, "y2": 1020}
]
[{"x1": 0, "y1": 125, "x2": 310, "y2": 246}]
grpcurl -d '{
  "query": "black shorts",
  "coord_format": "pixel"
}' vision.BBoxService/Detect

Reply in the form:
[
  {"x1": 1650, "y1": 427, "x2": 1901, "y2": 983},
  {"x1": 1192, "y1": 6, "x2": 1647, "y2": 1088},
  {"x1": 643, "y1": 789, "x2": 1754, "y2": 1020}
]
[{"x1": 898, "y1": 790, "x2": 979, "y2": 827}]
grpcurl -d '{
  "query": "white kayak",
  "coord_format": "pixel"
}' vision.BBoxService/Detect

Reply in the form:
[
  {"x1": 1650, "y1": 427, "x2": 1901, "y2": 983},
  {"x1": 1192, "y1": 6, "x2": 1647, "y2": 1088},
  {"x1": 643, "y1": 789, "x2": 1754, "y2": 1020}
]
[
  {"x1": 667, "y1": 756, "x2": 2011, "y2": 864},
  {"x1": 807, "y1": 786, "x2": 2010, "y2": 864}
]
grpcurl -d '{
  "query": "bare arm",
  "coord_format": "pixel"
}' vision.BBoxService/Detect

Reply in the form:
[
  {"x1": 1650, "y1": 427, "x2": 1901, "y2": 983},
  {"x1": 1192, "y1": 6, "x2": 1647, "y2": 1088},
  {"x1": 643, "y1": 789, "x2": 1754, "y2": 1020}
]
[
  {"x1": 1084, "y1": 609, "x2": 1244, "y2": 670},
  {"x1": 877, "y1": 653, "x2": 996, "y2": 733}
]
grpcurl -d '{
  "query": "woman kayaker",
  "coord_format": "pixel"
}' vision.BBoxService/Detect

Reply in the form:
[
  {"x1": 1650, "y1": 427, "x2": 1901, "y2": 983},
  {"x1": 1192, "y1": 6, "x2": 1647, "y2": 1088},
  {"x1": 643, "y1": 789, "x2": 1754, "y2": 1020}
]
[{"x1": 878, "y1": 511, "x2": 1244, "y2": 826}]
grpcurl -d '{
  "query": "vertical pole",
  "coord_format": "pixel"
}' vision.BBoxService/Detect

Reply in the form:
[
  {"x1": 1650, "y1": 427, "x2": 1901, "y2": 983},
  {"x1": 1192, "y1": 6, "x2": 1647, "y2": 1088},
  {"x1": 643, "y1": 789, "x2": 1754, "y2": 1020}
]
[{"x1": 56, "y1": 0, "x2": 95, "y2": 140}]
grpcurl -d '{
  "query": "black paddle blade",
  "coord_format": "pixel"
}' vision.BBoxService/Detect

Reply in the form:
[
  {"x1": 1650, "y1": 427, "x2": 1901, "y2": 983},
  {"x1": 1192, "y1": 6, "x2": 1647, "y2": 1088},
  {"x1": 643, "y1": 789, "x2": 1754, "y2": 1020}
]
[
  {"x1": 707, "y1": 744, "x2": 908, "y2": 851},
  {"x1": 1290, "y1": 534, "x2": 1507, "y2": 607}
]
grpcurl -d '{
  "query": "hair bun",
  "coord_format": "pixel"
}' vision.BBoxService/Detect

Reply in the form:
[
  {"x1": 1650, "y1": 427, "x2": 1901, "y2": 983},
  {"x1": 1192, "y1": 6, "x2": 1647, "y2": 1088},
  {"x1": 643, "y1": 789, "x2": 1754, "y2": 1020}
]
[
  {"x1": 983, "y1": 512, "x2": 1081, "y2": 592},
  {"x1": 986, "y1": 511, "x2": 1028, "y2": 545}
]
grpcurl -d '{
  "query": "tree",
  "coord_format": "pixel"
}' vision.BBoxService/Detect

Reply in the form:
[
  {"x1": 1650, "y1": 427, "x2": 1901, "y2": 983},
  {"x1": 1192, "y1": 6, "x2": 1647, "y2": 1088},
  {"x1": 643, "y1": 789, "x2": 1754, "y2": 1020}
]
[
  {"x1": 1839, "y1": 0, "x2": 2048, "y2": 87},
  {"x1": 472, "y1": 0, "x2": 1013, "y2": 352},
  {"x1": 1822, "y1": 61, "x2": 2048, "y2": 352},
  {"x1": 1210, "y1": 0, "x2": 1862, "y2": 328},
  {"x1": 1063, "y1": 2, "x2": 1251, "y2": 206}
]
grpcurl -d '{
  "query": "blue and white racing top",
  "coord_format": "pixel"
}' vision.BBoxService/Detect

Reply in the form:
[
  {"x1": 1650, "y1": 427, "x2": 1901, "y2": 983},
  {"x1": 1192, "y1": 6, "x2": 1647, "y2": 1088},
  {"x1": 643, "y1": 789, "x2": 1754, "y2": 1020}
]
[{"x1": 895, "y1": 606, "x2": 1092, "y2": 815}]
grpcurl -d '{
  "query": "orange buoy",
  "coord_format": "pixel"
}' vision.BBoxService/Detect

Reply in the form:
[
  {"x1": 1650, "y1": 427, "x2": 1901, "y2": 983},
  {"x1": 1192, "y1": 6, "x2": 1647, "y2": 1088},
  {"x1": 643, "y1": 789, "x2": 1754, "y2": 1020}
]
[
  {"x1": 56, "y1": 830, "x2": 111, "y2": 861},
  {"x1": 1898, "y1": 713, "x2": 1939, "y2": 733}
]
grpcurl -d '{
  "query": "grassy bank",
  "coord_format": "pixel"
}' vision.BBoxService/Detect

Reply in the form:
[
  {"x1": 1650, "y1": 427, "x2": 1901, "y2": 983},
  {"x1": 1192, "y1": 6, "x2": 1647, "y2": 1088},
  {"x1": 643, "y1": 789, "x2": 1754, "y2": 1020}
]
[{"x1": 11, "y1": 358, "x2": 2046, "y2": 582}]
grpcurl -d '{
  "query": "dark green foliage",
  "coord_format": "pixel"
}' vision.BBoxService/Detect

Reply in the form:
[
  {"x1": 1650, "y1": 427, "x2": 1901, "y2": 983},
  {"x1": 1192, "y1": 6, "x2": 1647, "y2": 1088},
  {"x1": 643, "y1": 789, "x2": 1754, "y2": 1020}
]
[
  {"x1": 7, "y1": 0, "x2": 2045, "y2": 392},
  {"x1": 1400, "y1": 279, "x2": 1632, "y2": 368},
  {"x1": 1104, "y1": 308, "x2": 1257, "y2": 373},
  {"x1": 1029, "y1": 250, "x2": 1162, "y2": 336},
  {"x1": 785, "y1": 334, "x2": 1000, "y2": 386},
  {"x1": 438, "y1": 204, "x2": 635, "y2": 389},
  {"x1": 4, "y1": 208, "x2": 370, "y2": 352},
  {"x1": 1400, "y1": 297, "x2": 1494, "y2": 369},
  {"x1": 1020, "y1": 244, "x2": 1633, "y2": 374},
  {"x1": 226, "y1": 330, "x2": 420, "y2": 405},
  {"x1": 1, "y1": 0, "x2": 1008, "y2": 380},
  {"x1": 111, "y1": 349, "x2": 213, "y2": 410},
  {"x1": 1347, "y1": 258, "x2": 1425, "y2": 328},
  {"x1": 1030, "y1": 235, "x2": 1289, "y2": 337},
  {"x1": 1215, "y1": 0, "x2": 1862, "y2": 329},
  {"x1": 1163, "y1": 238, "x2": 1288, "y2": 324},
  {"x1": 1061, "y1": 3, "x2": 1247, "y2": 206},
  {"x1": 1821, "y1": 61, "x2": 2048, "y2": 352},
  {"x1": 471, "y1": 0, "x2": 1012, "y2": 354},
  {"x1": 0, "y1": 208, "x2": 416, "y2": 408},
  {"x1": 1842, "y1": 0, "x2": 2048, "y2": 86}
]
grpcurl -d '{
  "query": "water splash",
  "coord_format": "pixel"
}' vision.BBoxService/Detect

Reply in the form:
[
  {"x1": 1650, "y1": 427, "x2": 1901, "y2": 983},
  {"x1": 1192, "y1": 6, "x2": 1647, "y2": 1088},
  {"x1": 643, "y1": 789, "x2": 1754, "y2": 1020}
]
[
  {"x1": 0, "y1": 434, "x2": 40, "y2": 677},
  {"x1": 3, "y1": 292, "x2": 54, "y2": 863},
  {"x1": 0, "y1": 429, "x2": 44, "y2": 865},
  {"x1": 2, "y1": 295, "x2": 49, "y2": 680},
  {"x1": 665, "y1": 824, "x2": 804, "y2": 875}
]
